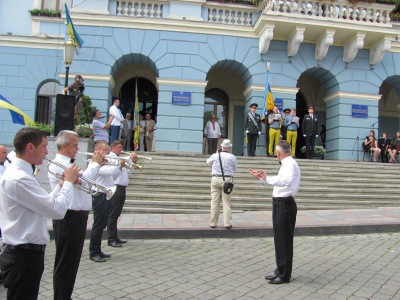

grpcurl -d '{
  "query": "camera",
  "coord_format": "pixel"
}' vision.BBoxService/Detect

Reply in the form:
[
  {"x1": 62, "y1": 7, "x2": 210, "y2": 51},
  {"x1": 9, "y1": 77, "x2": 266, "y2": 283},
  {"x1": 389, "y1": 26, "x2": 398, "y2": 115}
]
[{"x1": 78, "y1": 83, "x2": 85, "y2": 95}]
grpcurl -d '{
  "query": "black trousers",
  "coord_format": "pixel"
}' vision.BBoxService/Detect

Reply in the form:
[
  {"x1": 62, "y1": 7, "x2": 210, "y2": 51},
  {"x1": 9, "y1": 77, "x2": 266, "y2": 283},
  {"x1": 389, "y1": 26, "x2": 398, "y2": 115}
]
[
  {"x1": 1, "y1": 246, "x2": 45, "y2": 300},
  {"x1": 89, "y1": 193, "x2": 109, "y2": 256},
  {"x1": 305, "y1": 135, "x2": 316, "y2": 159},
  {"x1": 207, "y1": 138, "x2": 219, "y2": 155},
  {"x1": 107, "y1": 185, "x2": 126, "y2": 242},
  {"x1": 52, "y1": 210, "x2": 89, "y2": 300},
  {"x1": 247, "y1": 133, "x2": 258, "y2": 156},
  {"x1": 272, "y1": 197, "x2": 297, "y2": 282}
]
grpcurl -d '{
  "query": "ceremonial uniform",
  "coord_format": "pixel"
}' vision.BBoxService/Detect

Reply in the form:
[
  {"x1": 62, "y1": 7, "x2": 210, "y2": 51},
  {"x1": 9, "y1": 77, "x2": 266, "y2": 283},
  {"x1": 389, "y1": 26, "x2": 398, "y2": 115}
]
[
  {"x1": 245, "y1": 103, "x2": 262, "y2": 157},
  {"x1": 302, "y1": 106, "x2": 318, "y2": 159}
]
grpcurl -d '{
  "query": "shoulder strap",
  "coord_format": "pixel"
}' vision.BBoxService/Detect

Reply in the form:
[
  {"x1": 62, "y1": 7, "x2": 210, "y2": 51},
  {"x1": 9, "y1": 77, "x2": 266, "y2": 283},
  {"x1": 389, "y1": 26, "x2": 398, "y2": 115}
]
[
  {"x1": 218, "y1": 151, "x2": 225, "y2": 181},
  {"x1": 247, "y1": 113, "x2": 259, "y2": 131}
]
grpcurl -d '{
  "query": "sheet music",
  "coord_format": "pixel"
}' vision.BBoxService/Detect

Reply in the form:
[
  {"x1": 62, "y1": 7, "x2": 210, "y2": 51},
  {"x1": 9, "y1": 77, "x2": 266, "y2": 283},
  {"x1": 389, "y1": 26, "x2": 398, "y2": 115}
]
[
  {"x1": 292, "y1": 117, "x2": 299, "y2": 123},
  {"x1": 274, "y1": 114, "x2": 281, "y2": 120}
]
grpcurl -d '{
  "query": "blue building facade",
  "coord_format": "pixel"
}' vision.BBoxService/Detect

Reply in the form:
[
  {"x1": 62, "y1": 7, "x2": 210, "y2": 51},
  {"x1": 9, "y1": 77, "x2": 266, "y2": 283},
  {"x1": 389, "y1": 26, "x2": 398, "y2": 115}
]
[{"x1": 0, "y1": 0, "x2": 399, "y2": 159}]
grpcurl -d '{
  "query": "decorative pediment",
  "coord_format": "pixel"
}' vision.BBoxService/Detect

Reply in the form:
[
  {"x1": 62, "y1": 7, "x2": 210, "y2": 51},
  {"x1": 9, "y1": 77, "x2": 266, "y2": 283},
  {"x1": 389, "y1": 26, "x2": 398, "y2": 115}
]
[
  {"x1": 259, "y1": 26, "x2": 274, "y2": 54},
  {"x1": 288, "y1": 27, "x2": 305, "y2": 58},
  {"x1": 343, "y1": 33, "x2": 365, "y2": 63},
  {"x1": 370, "y1": 37, "x2": 391, "y2": 66},
  {"x1": 315, "y1": 29, "x2": 335, "y2": 61}
]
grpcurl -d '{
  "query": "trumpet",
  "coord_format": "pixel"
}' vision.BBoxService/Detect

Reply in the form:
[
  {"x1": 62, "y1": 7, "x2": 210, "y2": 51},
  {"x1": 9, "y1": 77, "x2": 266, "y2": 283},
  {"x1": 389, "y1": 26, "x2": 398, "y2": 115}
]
[
  {"x1": 83, "y1": 152, "x2": 143, "y2": 171},
  {"x1": 121, "y1": 151, "x2": 153, "y2": 160},
  {"x1": 45, "y1": 158, "x2": 116, "y2": 200}
]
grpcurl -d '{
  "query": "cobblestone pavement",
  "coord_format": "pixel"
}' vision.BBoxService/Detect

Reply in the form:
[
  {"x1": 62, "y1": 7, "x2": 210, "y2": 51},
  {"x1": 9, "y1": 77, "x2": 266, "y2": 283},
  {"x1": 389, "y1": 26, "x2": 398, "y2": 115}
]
[{"x1": 1, "y1": 233, "x2": 399, "y2": 299}]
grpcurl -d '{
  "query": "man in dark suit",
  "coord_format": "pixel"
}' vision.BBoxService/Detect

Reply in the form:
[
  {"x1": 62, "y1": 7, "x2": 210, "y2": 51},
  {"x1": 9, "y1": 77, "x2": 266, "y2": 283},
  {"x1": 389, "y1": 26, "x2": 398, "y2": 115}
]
[
  {"x1": 302, "y1": 105, "x2": 318, "y2": 159},
  {"x1": 245, "y1": 103, "x2": 262, "y2": 157}
]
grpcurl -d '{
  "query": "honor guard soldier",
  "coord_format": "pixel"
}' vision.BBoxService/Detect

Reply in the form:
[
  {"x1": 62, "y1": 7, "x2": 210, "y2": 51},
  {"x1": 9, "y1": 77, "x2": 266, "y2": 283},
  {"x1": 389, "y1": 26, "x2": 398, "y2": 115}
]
[
  {"x1": 302, "y1": 105, "x2": 318, "y2": 159},
  {"x1": 245, "y1": 103, "x2": 261, "y2": 157}
]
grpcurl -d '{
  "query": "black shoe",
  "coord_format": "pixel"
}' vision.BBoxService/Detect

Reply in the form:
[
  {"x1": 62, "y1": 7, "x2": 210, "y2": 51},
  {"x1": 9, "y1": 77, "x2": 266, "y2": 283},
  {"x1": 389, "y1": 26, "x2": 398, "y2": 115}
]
[
  {"x1": 116, "y1": 238, "x2": 127, "y2": 244},
  {"x1": 108, "y1": 241, "x2": 122, "y2": 248},
  {"x1": 225, "y1": 225, "x2": 232, "y2": 230},
  {"x1": 99, "y1": 252, "x2": 111, "y2": 258},
  {"x1": 90, "y1": 254, "x2": 106, "y2": 262},
  {"x1": 265, "y1": 274, "x2": 277, "y2": 280},
  {"x1": 268, "y1": 278, "x2": 288, "y2": 284}
]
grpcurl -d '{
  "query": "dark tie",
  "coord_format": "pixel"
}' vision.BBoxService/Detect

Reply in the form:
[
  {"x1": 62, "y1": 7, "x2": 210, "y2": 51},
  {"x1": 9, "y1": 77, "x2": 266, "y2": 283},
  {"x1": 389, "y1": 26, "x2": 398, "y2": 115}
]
[
  {"x1": 0, "y1": 162, "x2": 3, "y2": 165},
  {"x1": 70, "y1": 158, "x2": 76, "y2": 163},
  {"x1": 31, "y1": 164, "x2": 36, "y2": 174}
]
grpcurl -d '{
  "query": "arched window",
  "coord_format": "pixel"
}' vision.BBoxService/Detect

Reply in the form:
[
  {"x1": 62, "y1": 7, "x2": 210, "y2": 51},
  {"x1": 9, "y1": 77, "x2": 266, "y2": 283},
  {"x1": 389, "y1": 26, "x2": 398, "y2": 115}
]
[
  {"x1": 204, "y1": 88, "x2": 229, "y2": 138},
  {"x1": 36, "y1": 80, "x2": 60, "y2": 125}
]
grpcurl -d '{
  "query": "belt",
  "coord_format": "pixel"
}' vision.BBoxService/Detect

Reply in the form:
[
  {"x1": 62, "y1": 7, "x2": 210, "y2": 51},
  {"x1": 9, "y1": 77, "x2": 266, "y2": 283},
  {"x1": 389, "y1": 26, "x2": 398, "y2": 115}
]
[
  {"x1": 270, "y1": 127, "x2": 280, "y2": 130},
  {"x1": 213, "y1": 175, "x2": 233, "y2": 178},
  {"x1": 66, "y1": 209, "x2": 89, "y2": 216},
  {"x1": 273, "y1": 196, "x2": 294, "y2": 201},
  {"x1": 287, "y1": 130, "x2": 297, "y2": 131},
  {"x1": 5, "y1": 243, "x2": 46, "y2": 252}
]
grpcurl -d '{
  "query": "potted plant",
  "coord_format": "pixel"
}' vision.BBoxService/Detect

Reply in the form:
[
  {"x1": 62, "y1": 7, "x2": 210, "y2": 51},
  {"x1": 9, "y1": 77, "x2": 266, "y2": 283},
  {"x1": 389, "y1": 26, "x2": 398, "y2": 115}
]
[
  {"x1": 27, "y1": 122, "x2": 54, "y2": 136},
  {"x1": 74, "y1": 124, "x2": 94, "y2": 139},
  {"x1": 28, "y1": 8, "x2": 61, "y2": 17},
  {"x1": 300, "y1": 145, "x2": 326, "y2": 159}
]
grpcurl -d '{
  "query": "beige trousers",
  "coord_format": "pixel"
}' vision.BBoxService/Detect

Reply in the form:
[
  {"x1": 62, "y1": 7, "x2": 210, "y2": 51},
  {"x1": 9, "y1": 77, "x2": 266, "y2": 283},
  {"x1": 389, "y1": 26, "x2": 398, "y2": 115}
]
[{"x1": 210, "y1": 176, "x2": 233, "y2": 227}]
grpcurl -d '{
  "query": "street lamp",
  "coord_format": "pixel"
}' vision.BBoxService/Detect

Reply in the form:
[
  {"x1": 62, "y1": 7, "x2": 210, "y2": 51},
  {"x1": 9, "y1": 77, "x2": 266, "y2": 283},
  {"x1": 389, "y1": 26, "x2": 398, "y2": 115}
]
[{"x1": 64, "y1": 37, "x2": 77, "y2": 88}]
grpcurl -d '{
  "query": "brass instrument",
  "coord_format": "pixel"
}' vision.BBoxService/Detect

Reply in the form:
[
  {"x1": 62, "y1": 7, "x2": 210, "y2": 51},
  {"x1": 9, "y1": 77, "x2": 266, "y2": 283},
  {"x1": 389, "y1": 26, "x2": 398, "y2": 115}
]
[
  {"x1": 121, "y1": 151, "x2": 153, "y2": 161},
  {"x1": 82, "y1": 152, "x2": 143, "y2": 171},
  {"x1": 45, "y1": 158, "x2": 116, "y2": 200}
]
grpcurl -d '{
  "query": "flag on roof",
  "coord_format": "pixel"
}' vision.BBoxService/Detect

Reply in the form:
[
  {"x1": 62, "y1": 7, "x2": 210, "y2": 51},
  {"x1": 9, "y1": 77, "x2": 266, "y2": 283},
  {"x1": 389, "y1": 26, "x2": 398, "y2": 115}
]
[{"x1": 65, "y1": 4, "x2": 84, "y2": 49}]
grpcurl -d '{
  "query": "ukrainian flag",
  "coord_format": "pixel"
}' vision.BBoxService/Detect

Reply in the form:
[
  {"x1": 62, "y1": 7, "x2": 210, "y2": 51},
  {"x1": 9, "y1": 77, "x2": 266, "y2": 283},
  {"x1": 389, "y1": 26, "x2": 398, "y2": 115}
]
[
  {"x1": 261, "y1": 67, "x2": 275, "y2": 121},
  {"x1": 0, "y1": 94, "x2": 34, "y2": 125},
  {"x1": 65, "y1": 4, "x2": 84, "y2": 49}
]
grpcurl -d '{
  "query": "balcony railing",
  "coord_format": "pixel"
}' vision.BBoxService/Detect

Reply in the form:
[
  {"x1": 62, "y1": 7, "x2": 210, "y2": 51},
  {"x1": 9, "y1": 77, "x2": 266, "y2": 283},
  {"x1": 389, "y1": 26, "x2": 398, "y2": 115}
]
[
  {"x1": 259, "y1": 0, "x2": 395, "y2": 25},
  {"x1": 205, "y1": 2, "x2": 258, "y2": 25},
  {"x1": 116, "y1": 1, "x2": 163, "y2": 17}
]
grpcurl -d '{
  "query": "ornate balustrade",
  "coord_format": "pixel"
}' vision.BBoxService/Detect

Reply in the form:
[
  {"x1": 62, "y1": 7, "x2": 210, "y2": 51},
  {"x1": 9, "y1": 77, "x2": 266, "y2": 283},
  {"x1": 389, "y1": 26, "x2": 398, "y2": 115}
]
[
  {"x1": 116, "y1": 1, "x2": 163, "y2": 17},
  {"x1": 259, "y1": 0, "x2": 395, "y2": 25},
  {"x1": 204, "y1": 2, "x2": 258, "y2": 25}
]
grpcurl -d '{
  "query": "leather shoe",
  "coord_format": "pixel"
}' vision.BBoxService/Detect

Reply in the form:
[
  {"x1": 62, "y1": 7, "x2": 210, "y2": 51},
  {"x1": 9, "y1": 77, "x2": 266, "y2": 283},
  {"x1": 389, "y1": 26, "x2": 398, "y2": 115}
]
[
  {"x1": 265, "y1": 274, "x2": 277, "y2": 280},
  {"x1": 99, "y1": 252, "x2": 111, "y2": 258},
  {"x1": 108, "y1": 241, "x2": 122, "y2": 248},
  {"x1": 116, "y1": 238, "x2": 127, "y2": 244},
  {"x1": 225, "y1": 225, "x2": 232, "y2": 230},
  {"x1": 90, "y1": 254, "x2": 106, "y2": 262},
  {"x1": 268, "y1": 278, "x2": 288, "y2": 285}
]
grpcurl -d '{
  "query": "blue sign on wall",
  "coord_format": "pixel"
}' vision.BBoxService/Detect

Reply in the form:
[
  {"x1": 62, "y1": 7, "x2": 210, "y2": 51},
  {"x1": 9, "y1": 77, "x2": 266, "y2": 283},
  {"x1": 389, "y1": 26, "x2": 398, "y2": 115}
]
[
  {"x1": 274, "y1": 98, "x2": 283, "y2": 112},
  {"x1": 172, "y1": 91, "x2": 191, "y2": 106},
  {"x1": 352, "y1": 104, "x2": 368, "y2": 118}
]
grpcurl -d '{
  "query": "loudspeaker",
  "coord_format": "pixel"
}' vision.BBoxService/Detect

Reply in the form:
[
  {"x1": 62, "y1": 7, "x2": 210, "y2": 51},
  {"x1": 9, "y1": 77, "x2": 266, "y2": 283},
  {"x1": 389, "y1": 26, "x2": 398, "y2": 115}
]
[{"x1": 54, "y1": 94, "x2": 75, "y2": 136}]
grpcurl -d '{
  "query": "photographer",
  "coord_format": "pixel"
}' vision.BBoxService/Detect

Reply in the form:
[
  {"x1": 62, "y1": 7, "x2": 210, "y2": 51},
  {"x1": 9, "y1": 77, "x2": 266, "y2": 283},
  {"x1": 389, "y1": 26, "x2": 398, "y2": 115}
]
[
  {"x1": 62, "y1": 75, "x2": 85, "y2": 128},
  {"x1": 206, "y1": 139, "x2": 237, "y2": 229}
]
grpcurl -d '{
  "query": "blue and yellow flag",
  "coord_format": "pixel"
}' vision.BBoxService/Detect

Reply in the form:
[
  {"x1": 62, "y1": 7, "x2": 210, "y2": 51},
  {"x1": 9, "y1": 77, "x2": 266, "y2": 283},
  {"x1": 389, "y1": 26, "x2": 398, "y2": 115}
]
[
  {"x1": 65, "y1": 4, "x2": 84, "y2": 49},
  {"x1": 0, "y1": 94, "x2": 34, "y2": 125},
  {"x1": 261, "y1": 67, "x2": 275, "y2": 121},
  {"x1": 133, "y1": 79, "x2": 140, "y2": 151}
]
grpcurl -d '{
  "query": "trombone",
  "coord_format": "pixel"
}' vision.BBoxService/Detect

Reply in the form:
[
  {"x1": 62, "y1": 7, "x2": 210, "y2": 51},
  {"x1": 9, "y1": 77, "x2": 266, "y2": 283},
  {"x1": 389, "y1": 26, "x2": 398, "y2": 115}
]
[{"x1": 45, "y1": 158, "x2": 116, "y2": 200}]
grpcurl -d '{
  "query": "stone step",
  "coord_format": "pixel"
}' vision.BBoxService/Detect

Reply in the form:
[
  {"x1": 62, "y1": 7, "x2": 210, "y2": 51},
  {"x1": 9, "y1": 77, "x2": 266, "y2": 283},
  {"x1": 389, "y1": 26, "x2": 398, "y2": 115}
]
[{"x1": 121, "y1": 152, "x2": 400, "y2": 213}]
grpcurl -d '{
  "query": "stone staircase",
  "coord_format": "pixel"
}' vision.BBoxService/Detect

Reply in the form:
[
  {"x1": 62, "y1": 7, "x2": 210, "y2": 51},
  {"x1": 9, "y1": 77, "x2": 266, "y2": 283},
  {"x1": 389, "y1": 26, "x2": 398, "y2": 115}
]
[{"x1": 124, "y1": 152, "x2": 400, "y2": 214}]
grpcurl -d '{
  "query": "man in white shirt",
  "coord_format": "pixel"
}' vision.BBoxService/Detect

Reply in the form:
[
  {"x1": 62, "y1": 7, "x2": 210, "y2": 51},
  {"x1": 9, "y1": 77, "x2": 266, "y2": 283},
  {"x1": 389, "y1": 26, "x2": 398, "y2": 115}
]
[
  {"x1": 204, "y1": 115, "x2": 221, "y2": 154},
  {"x1": 249, "y1": 140, "x2": 301, "y2": 285},
  {"x1": 106, "y1": 141, "x2": 138, "y2": 247},
  {"x1": 206, "y1": 139, "x2": 237, "y2": 229},
  {"x1": 0, "y1": 145, "x2": 7, "y2": 177},
  {"x1": 109, "y1": 98, "x2": 125, "y2": 144},
  {"x1": 0, "y1": 127, "x2": 81, "y2": 299},
  {"x1": 48, "y1": 130, "x2": 103, "y2": 299},
  {"x1": 89, "y1": 141, "x2": 122, "y2": 262}
]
